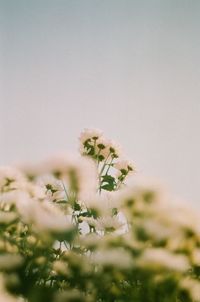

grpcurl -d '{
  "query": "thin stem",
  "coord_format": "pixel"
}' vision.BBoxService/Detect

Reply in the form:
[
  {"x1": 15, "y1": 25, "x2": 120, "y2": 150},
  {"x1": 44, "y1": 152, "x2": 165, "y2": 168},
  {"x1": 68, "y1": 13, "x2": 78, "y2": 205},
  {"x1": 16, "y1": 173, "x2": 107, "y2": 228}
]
[
  {"x1": 104, "y1": 157, "x2": 114, "y2": 175},
  {"x1": 98, "y1": 152, "x2": 111, "y2": 190},
  {"x1": 62, "y1": 181, "x2": 69, "y2": 201}
]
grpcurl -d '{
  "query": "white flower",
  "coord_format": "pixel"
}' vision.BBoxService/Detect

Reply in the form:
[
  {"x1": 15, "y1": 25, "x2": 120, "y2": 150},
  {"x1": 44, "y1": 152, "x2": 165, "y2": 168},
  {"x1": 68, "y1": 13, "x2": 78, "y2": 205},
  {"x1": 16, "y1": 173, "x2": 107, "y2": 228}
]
[
  {"x1": 70, "y1": 156, "x2": 98, "y2": 200},
  {"x1": 161, "y1": 205, "x2": 200, "y2": 234},
  {"x1": 0, "y1": 254, "x2": 23, "y2": 271},
  {"x1": 180, "y1": 278, "x2": 200, "y2": 301},
  {"x1": 79, "y1": 128, "x2": 103, "y2": 145},
  {"x1": 0, "y1": 212, "x2": 18, "y2": 225},
  {"x1": 16, "y1": 195, "x2": 73, "y2": 233},
  {"x1": 141, "y1": 219, "x2": 175, "y2": 241},
  {"x1": 32, "y1": 201, "x2": 73, "y2": 233},
  {"x1": 53, "y1": 260, "x2": 69, "y2": 276},
  {"x1": 81, "y1": 217, "x2": 96, "y2": 228},
  {"x1": 91, "y1": 248, "x2": 133, "y2": 269},
  {"x1": 0, "y1": 275, "x2": 21, "y2": 302},
  {"x1": 16, "y1": 161, "x2": 43, "y2": 178},
  {"x1": 192, "y1": 249, "x2": 200, "y2": 265},
  {"x1": 114, "y1": 159, "x2": 135, "y2": 174},
  {"x1": 39, "y1": 153, "x2": 69, "y2": 176},
  {"x1": 95, "y1": 136, "x2": 112, "y2": 159},
  {"x1": 79, "y1": 233, "x2": 100, "y2": 248},
  {"x1": 0, "y1": 167, "x2": 26, "y2": 192},
  {"x1": 22, "y1": 182, "x2": 46, "y2": 199},
  {"x1": 0, "y1": 191, "x2": 29, "y2": 208},
  {"x1": 106, "y1": 139, "x2": 122, "y2": 158},
  {"x1": 37, "y1": 175, "x2": 63, "y2": 191},
  {"x1": 37, "y1": 175, "x2": 65, "y2": 201},
  {"x1": 83, "y1": 191, "x2": 120, "y2": 216},
  {"x1": 95, "y1": 216, "x2": 123, "y2": 232},
  {"x1": 137, "y1": 248, "x2": 190, "y2": 272},
  {"x1": 39, "y1": 154, "x2": 98, "y2": 200}
]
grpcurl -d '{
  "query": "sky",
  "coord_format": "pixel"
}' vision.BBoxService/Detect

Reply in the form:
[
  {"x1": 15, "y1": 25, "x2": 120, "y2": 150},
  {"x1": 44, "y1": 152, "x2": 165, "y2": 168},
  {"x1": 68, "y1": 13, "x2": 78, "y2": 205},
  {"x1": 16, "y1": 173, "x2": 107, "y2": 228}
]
[{"x1": 1, "y1": 0, "x2": 200, "y2": 205}]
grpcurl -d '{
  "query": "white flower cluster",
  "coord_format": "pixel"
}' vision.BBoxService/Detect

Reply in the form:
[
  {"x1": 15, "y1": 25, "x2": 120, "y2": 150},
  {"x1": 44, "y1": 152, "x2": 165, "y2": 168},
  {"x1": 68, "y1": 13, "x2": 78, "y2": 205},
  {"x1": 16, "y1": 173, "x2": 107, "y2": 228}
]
[
  {"x1": 79, "y1": 128, "x2": 135, "y2": 192},
  {"x1": 0, "y1": 129, "x2": 199, "y2": 302}
]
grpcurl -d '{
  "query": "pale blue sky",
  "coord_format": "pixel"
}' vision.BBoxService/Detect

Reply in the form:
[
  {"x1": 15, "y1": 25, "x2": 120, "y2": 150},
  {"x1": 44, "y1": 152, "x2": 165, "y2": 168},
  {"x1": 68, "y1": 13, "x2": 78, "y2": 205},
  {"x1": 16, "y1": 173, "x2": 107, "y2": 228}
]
[{"x1": 1, "y1": 0, "x2": 200, "y2": 204}]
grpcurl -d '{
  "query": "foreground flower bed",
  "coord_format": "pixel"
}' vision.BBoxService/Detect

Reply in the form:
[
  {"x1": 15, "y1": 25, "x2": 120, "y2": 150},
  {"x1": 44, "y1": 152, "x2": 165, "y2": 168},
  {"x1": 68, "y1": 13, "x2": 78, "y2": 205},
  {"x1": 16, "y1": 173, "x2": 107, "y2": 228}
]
[{"x1": 0, "y1": 129, "x2": 200, "y2": 302}]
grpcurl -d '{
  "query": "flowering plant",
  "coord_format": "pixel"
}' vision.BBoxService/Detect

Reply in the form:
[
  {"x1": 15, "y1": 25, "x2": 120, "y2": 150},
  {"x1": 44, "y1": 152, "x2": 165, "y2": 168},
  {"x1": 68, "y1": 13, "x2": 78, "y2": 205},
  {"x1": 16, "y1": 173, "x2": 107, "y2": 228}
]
[{"x1": 0, "y1": 129, "x2": 200, "y2": 302}]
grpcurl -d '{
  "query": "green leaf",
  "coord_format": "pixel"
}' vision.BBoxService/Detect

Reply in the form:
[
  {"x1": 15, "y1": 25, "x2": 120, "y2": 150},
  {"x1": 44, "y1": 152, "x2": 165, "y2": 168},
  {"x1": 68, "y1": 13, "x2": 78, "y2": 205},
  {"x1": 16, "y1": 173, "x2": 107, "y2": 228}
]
[{"x1": 101, "y1": 184, "x2": 114, "y2": 191}]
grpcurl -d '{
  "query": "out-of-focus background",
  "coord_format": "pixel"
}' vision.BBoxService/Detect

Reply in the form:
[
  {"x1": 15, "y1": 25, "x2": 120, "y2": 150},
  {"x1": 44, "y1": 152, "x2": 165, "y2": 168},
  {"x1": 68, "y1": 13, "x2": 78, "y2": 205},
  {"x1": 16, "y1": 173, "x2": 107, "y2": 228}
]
[{"x1": 1, "y1": 0, "x2": 200, "y2": 204}]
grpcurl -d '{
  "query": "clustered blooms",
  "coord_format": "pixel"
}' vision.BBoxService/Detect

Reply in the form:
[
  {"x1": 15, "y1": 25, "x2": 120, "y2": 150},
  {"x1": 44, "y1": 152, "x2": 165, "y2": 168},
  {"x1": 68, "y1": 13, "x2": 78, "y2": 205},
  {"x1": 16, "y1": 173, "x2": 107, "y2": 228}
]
[
  {"x1": 79, "y1": 128, "x2": 134, "y2": 192},
  {"x1": 0, "y1": 129, "x2": 200, "y2": 302}
]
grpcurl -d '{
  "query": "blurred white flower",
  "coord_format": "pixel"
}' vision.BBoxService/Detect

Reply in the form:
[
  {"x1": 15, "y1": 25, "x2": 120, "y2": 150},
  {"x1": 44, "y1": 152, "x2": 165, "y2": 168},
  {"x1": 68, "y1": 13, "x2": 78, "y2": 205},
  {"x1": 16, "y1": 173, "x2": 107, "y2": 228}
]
[
  {"x1": 0, "y1": 212, "x2": 18, "y2": 225},
  {"x1": 95, "y1": 216, "x2": 123, "y2": 232},
  {"x1": 39, "y1": 153, "x2": 69, "y2": 176},
  {"x1": 114, "y1": 159, "x2": 135, "y2": 173},
  {"x1": 83, "y1": 191, "x2": 120, "y2": 216},
  {"x1": 95, "y1": 136, "x2": 111, "y2": 159},
  {"x1": 180, "y1": 278, "x2": 200, "y2": 301},
  {"x1": 32, "y1": 201, "x2": 73, "y2": 233},
  {"x1": 52, "y1": 260, "x2": 69, "y2": 276},
  {"x1": 91, "y1": 248, "x2": 133, "y2": 269},
  {"x1": 39, "y1": 154, "x2": 98, "y2": 200},
  {"x1": 137, "y1": 248, "x2": 190, "y2": 272},
  {"x1": 0, "y1": 191, "x2": 29, "y2": 208},
  {"x1": 0, "y1": 167, "x2": 26, "y2": 192},
  {"x1": 191, "y1": 249, "x2": 200, "y2": 266},
  {"x1": 79, "y1": 128, "x2": 103, "y2": 144},
  {"x1": 37, "y1": 174, "x2": 65, "y2": 202},
  {"x1": 22, "y1": 182, "x2": 46, "y2": 199},
  {"x1": 16, "y1": 196, "x2": 73, "y2": 233},
  {"x1": 141, "y1": 218, "x2": 175, "y2": 242},
  {"x1": 106, "y1": 139, "x2": 122, "y2": 158},
  {"x1": 0, "y1": 254, "x2": 23, "y2": 271},
  {"x1": 0, "y1": 275, "x2": 21, "y2": 302}
]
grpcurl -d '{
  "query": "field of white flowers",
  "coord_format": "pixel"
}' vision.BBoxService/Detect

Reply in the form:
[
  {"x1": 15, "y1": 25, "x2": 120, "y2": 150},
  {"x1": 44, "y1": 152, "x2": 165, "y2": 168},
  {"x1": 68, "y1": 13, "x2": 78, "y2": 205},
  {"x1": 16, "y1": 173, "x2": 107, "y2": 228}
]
[{"x1": 0, "y1": 129, "x2": 200, "y2": 302}]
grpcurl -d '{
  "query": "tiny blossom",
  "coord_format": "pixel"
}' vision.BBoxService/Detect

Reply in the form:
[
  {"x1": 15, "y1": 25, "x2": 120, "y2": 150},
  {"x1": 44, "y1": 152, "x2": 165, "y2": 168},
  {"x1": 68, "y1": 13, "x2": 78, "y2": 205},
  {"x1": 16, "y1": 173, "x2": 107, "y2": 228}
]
[
  {"x1": 137, "y1": 248, "x2": 190, "y2": 272},
  {"x1": 141, "y1": 219, "x2": 175, "y2": 241},
  {"x1": 0, "y1": 254, "x2": 23, "y2": 271},
  {"x1": 37, "y1": 174, "x2": 63, "y2": 191},
  {"x1": 16, "y1": 195, "x2": 73, "y2": 233},
  {"x1": 0, "y1": 276, "x2": 23, "y2": 302},
  {"x1": 0, "y1": 167, "x2": 26, "y2": 192},
  {"x1": 95, "y1": 216, "x2": 124, "y2": 232},
  {"x1": 37, "y1": 175, "x2": 65, "y2": 201},
  {"x1": 191, "y1": 249, "x2": 200, "y2": 265},
  {"x1": 161, "y1": 205, "x2": 200, "y2": 233},
  {"x1": 39, "y1": 154, "x2": 98, "y2": 200},
  {"x1": 91, "y1": 248, "x2": 133, "y2": 269},
  {"x1": 180, "y1": 278, "x2": 200, "y2": 301},
  {"x1": 81, "y1": 217, "x2": 96, "y2": 228},
  {"x1": 0, "y1": 190, "x2": 29, "y2": 207},
  {"x1": 106, "y1": 139, "x2": 122, "y2": 158},
  {"x1": 22, "y1": 182, "x2": 46, "y2": 199},
  {"x1": 31, "y1": 201, "x2": 73, "y2": 233},
  {"x1": 53, "y1": 260, "x2": 69, "y2": 276},
  {"x1": 79, "y1": 128, "x2": 103, "y2": 144},
  {"x1": 17, "y1": 161, "x2": 43, "y2": 179},
  {"x1": 83, "y1": 191, "x2": 120, "y2": 216},
  {"x1": 95, "y1": 136, "x2": 112, "y2": 159},
  {"x1": 0, "y1": 212, "x2": 18, "y2": 225},
  {"x1": 114, "y1": 159, "x2": 135, "y2": 174},
  {"x1": 39, "y1": 153, "x2": 70, "y2": 176},
  {"x1": 79, "y1": 233, "x2": 100, "y2": 248},
  {"x1": 69, "y1": 156, "x2": 98, "y2": 200}
]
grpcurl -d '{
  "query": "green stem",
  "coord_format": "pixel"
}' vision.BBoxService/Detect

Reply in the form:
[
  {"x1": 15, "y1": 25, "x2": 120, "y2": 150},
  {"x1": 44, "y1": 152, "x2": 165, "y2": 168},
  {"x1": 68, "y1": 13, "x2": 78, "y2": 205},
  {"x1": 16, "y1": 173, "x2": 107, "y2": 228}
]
[{"x1": 62, "y1": 181, "x2": 69, "y2": 201}]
